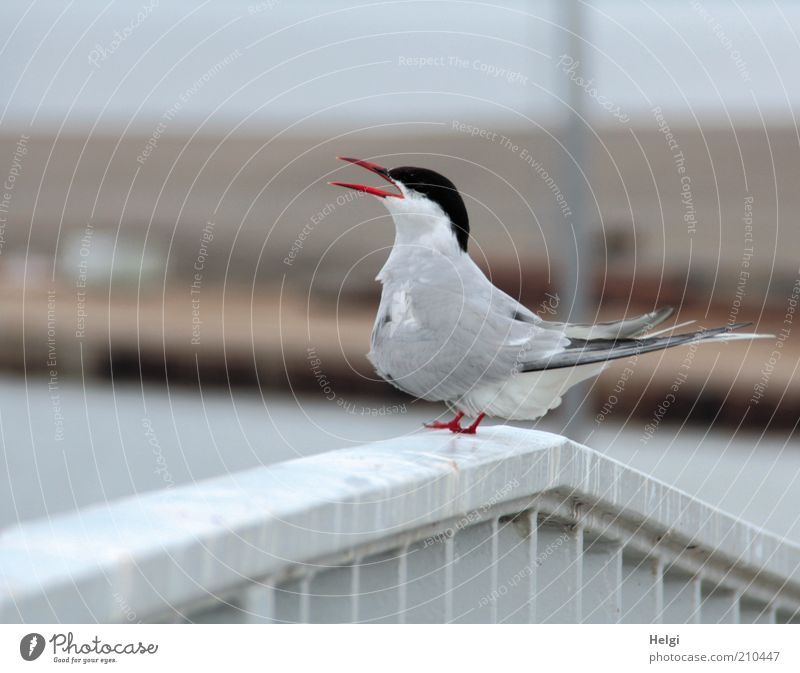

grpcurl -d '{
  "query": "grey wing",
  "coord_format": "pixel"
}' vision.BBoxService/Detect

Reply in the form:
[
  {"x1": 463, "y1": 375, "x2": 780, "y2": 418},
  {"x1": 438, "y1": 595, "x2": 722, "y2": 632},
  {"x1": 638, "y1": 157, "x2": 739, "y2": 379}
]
[
  {"x1": 487, "y1": 274, "x2": 674, "y2": 339},
  {"x1": 519, "y1": 321, "x2": 756, "y2": 371},
  {"x1": 478, "y1": 290, "x2": 757, "y2": 372},
  {"x1": 551, "y1": 306, "x2": 675, "y2": 338},
  {"x1": 370, "y1": 279, "x2": 568, "y2": 402}
]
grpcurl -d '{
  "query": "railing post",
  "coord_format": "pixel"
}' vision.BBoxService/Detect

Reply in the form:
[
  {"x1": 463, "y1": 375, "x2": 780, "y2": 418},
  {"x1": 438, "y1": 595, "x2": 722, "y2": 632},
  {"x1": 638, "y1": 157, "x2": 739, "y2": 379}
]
[
  {"x1": 740, "y1": 600, "x2": 776, "y2": 624},
  {"x1": 273, "y1": 576, "x2": 310, "y2": 624},
  {"x1": 621, "y1": 557, "x2": 663, "y2": 623},
  {"x1": 536, "y1": 520, "x2": 582, "y2": 623},
  {"x1": 402, "y1": 535, "x2": 451, "y2": 623},
  {"x1": 581, "y1": 539, "x2": 623, "y2": 623},
  {"x1": 354, "y1": 550, "x2": 402, "y2": 623},
  {"x1": 494, "y1": 511, "x2": 537, "y2": 623},
  {"x1": 661, "y1": 572, "x2": 701, "y2": 624},
  {"x1": 242, "y1": 582, "x2": 276, "y2": 624},
  {"x1": 306, "y1": 566, "x2": 355, "y2": 623},
  {"x1": 700, "y1": 586, "x2": 740, "y2": 624},
  {"x1": 451, "y1": 521, "x2": 496, "y2": 623}
]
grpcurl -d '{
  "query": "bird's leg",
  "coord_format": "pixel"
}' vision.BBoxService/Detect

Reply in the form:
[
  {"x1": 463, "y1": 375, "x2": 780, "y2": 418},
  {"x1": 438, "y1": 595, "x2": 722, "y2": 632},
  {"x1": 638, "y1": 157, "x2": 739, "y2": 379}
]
[
  {"x1": 424, "y1": 411, "x2": 465, "y2": 431},
  {"x1": 425, "y1": 411, "x2": 487, "y2": 434},
  {"x1": 455, "y1": 412, "x2": 486, "y2": 435}
]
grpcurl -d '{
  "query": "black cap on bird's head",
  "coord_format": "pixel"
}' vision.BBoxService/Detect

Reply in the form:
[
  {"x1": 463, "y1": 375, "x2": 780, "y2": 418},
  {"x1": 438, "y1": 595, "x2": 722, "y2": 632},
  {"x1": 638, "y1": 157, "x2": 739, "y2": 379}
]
[{"x1": 330, "y1": 157, "x2": 470, "y2": 252}]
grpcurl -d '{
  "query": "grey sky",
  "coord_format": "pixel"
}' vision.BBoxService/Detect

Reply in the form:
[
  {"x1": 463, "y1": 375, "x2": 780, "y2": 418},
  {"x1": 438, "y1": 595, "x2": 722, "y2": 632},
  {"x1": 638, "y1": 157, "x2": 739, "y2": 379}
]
[{"x1": 1, "y1": 0, "x2": 799, "y2": 131}]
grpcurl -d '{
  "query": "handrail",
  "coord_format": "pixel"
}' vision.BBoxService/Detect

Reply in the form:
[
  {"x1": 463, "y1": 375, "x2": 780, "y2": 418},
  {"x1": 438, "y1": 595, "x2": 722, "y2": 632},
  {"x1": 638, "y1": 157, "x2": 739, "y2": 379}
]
[{"x1": 2, "y1": 426, "x2": 799, "y2": 623}]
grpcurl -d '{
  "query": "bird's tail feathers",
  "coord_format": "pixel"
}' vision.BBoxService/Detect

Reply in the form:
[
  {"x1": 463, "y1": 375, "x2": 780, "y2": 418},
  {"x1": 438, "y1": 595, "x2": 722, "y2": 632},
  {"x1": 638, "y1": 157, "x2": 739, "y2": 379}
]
[
  {"x1": 707, "y1": 331, "x2": 774, "y2": 342},
  {"x1": 521, "y1": 321, "x2": 769, "y2": 372},
  {"x1": 645, "y1": 319, "x2": 696, "y2": 337},
  {"x1": 562, "y1": 306, "x2": 674, "y2": 339}
]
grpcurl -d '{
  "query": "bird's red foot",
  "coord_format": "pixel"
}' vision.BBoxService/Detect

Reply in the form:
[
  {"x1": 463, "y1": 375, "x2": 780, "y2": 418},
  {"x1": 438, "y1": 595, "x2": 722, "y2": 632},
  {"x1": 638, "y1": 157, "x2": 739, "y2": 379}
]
[
  {"x1": 424, "y1": 411, "x2": 465, "y2": 432},
  {"x1": 424, "y1": 412, "x2": 486, "y2": 434},
  {"x1": 454, "y1": 412, "x2": 486, "y2": 434}
]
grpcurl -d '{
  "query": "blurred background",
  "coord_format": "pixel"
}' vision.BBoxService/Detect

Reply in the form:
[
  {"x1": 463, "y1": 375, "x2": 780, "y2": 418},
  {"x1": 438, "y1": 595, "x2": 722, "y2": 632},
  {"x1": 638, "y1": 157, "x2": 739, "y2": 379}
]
[{"x1": 1, "y1": 0, "x2": 799, "y2": 541}]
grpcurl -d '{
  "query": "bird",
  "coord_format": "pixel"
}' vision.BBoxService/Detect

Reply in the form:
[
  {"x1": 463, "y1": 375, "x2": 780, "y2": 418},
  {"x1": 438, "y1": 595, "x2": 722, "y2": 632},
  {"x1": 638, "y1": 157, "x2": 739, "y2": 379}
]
[{"x1": 330, "y1": 156, "x2": 766, "y2": 434}]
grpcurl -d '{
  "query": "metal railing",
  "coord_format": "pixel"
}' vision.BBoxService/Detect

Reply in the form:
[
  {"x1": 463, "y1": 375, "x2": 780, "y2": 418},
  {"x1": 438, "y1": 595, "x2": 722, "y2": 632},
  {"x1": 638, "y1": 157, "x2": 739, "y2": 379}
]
[{"x1": 2, "y1": 426, "x2": 799, "y2": 623}]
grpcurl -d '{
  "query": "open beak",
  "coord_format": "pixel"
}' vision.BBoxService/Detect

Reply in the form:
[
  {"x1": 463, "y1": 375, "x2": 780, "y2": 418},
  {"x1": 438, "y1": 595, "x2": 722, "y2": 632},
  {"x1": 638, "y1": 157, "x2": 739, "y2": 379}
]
[{"x1": 329, "y1": 156, "x2": 404, "y2": 199}]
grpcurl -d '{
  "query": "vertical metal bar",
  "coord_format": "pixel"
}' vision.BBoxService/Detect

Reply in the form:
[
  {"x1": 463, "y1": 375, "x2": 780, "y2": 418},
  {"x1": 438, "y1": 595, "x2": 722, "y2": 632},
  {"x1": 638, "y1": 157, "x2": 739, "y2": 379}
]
[
  {"x1": 404, "y1": 534, "x2": 450, "y2": 623},
  {"x1": 272, "y1": 579, "x2": 305, "y2": 624},
  {"x1": 528, "y1": 510, "x2": 539, "y2": 624},
  {"x1": 307, "y1": 566, "x2": 354, "y2": 624},
  {"x1": 776, "y1": 605, "x2": 800, "y2": 624},
  {"x1": 242, "y1": 581, "x2": 275, "y2": 624},
  {"x1": 451, "y1": 521, "x2": 495, "y2": 623},
  {"x1": 661, "y1": 573, "x2": 701, "y2": 624},
  {"x1": 556, "y1": 0, "x2": 592, "y2": 440},
  {"x1": 621, "y1": 556, "x2": 662, "y2": 624},
  {"x1": 490, "y1": 518, "x2": 499, "y2": 624},
  {"x1": 397, "y1": 543, "x2": 408, "y2": 624},
  {"x1": 536, "y1": 520, "x2": 582, "y2": 623},
  {"x1": 444, "y1": 535, "x2": 454, "y2": 623},
  {"x1": 494, "y1": 514, "x2": 533, "y2": 624},
  {"x1": 700, "y1": 586, "x2": 740, "y2": 624},
  {"x1": 654, "y1": 559, "x2": 664, "y2": 622},
  {"x1": 350, "y1": 562, "x2": 360, "y2": 623},
  {"x1": 355, "y1": 549, "x2": 402, "y2": 623},
  {"x1": 581, "y1": 539, "x2": 623, "y2": 623},
  {"x1": 739, "y1": 600, "x2": 775, "y2": 624},
  {"x1": 298, "y1": 575, "x2": 311, "y2": 624}
]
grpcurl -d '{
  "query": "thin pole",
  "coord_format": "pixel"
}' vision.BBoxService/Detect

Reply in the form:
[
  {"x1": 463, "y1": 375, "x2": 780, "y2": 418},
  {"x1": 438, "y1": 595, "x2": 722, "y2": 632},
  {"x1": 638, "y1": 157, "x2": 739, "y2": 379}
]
[{"x1": 555, "y1": 0, "x2": 593, "y2": 440}]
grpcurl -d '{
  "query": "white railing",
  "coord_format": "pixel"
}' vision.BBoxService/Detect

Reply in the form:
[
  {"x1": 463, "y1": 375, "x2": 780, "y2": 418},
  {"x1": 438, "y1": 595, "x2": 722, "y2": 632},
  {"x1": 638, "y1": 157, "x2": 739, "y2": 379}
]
[{"x1": 2, "y1": 426, "x2": 800, "y2": 623}]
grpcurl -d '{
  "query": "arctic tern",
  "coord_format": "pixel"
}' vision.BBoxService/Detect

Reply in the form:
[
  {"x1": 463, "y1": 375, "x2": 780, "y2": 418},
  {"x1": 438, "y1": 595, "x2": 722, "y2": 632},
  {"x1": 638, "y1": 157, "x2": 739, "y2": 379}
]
[{"x1": 330, "y1": 156, "x2": 763, "y2": 434}]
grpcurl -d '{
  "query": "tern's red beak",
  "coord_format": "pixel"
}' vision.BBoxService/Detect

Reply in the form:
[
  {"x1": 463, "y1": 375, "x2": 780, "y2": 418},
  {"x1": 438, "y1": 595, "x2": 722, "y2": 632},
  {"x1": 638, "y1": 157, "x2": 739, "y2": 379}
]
[{"x1": 329, "y1": 156, "x2": 404, "y2": 199}]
